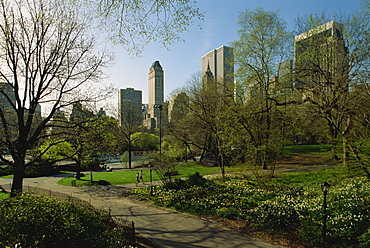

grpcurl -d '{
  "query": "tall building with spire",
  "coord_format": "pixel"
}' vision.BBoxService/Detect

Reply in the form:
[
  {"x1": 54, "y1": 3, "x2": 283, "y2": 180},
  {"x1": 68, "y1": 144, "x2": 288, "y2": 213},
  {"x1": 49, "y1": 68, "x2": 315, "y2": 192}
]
[
  {"x1": 201, "y1": 45, "x2": 234, "y2": 94},
  {"x1": 144, "y1": 61, "x2": 164, "y2": 129}
]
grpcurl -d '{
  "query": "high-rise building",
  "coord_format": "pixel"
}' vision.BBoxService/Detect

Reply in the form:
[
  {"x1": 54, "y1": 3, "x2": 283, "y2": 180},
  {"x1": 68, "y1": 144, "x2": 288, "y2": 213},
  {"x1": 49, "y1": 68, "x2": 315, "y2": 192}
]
[
  {"x1": 118, "y1": 87, "x2": 143, "y2": 127},
  {"x1": 0, "y1": 82, "x2": 15, "y2": 114},
  {"x1": 144, "y1": 61, "x2": 164, "y2": 129},
  {"x1": 168, "y1": 92, "x2": 189, "y2": 123},
  {"x1": 294, "y1": 21, "x2": 348, "y2": 99},
  {"x1": 201, "y1": 45, "x2": 234, "y2": 94}
]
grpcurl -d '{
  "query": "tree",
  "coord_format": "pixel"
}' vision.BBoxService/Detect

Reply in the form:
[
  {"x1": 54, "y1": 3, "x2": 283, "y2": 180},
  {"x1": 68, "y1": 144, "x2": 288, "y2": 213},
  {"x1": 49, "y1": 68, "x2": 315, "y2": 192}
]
[
  {"x1": 37, "y1": 106, "x2": 119, "y2": 179},
  {"x1": 170, "y1": 73, "x2": 234, "y2": 181},
  {"x1": 293, "y1": 6, "x2": 370, "y2": 178},
  {"x1": 70, "y1": 106, "x2": 119, "y2": 178},
  {"x1": 117, "y1": 103, "x2": 144, "y2": 168},
  {"x1": 231, "y1": 7, "x2": 292, "y2": 170},
  {"x1": 90, "y1": 0, "x2": 204, "y2": 53},
  {"x1": 0, "y1": 0, "x2": 111, "y2": 196},
  {"x1": 131, "y1": 132, "x2": 159, "y2": 151}
]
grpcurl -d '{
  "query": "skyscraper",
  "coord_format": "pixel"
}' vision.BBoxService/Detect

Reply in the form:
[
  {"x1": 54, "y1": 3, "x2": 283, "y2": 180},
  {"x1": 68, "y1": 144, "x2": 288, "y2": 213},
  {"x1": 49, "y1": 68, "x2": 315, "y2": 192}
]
[
  {"x1": 0, "y1": 82, "x2": 15, "y2": 114},
  {"x1": 294, "y1": 21, "x2": 348, "y2": 99},
  {"x1": 145, "y1": 61, "x2": 164, "y2": 129},
  {"x1": 201, "y1": 45, "x2": 234, "y2": 94},
  {"x1": 118, "y1": 87, "x2": 143, "y2": 127},
  {"x1": 168, "y1": 92, "x2": 189, "y2": 123}
]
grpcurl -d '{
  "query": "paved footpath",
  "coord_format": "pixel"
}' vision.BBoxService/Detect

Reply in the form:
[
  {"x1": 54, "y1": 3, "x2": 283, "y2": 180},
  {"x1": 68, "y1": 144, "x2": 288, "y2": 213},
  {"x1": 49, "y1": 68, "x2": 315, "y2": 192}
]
[{"x1": 0, "y1": 174, "x2": 285, "y2": 248}]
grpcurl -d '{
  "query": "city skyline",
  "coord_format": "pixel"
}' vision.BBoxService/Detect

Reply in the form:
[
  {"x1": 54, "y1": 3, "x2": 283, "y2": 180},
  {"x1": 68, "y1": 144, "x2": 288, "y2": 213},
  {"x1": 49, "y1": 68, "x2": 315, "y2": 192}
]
[{"x1": 105, "y1": 0, "x2": 363, "y2": 108}]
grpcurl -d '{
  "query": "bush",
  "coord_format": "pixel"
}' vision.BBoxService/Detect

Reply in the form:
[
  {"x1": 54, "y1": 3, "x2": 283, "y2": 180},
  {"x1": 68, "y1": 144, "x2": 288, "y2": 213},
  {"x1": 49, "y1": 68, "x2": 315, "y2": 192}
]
[
  {"x1": 0, "y1": 194, "x2": 126, "y2": 248},
  {"x1": 185, "y1": 172, "x2": 207, "y2": 187},
  {"x1": 216, "y1": 207, "x2": 240, "y2": 219},
  {"x1": 130, "y1": 174, "x2": 370, "y2": 247},
  {"x1": 0, "y1": 165, "x2": 12, "y2": 176},
  {"x1": 249, "y1": 177, "x2": 370, "y2": 247},
  {"x1": 25, "y1": 164, "x2": 61, "y2": 177}
]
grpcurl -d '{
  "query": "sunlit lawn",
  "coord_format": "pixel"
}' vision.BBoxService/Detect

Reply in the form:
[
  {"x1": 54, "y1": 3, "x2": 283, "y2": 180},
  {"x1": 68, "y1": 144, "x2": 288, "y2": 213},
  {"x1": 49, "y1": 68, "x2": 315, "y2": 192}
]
[
  {"x1": 58, "y1": 161, "x2": 238, "y2": 186},
  {"x1": 0, "y1": 191, "x2": 10, "y2": 199}
]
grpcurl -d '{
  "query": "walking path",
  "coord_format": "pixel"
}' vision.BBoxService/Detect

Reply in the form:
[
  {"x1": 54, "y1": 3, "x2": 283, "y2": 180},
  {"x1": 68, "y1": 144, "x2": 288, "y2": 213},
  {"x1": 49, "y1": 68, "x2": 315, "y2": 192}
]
[{"x1": 0, "y1": 174, "x2": 285, "y2": 248}]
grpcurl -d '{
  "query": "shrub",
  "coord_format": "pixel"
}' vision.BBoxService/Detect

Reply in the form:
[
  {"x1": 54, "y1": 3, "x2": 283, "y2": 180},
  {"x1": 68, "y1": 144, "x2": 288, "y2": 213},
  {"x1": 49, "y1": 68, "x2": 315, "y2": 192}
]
[
  {"x1": 0, "y1": 194, "x2": 126, "y2": 248},
  {"x1": 216, "y1": 207, "x2": 240, "y2": 219},
  {"x1": 249, "y1": 177, "x2": 370, "y2": 247},
  {"x1": 185, "y1": 172, "x2": 207, "y2": 187},
  {"x1": 0, "y1": 165, "x2": 12, "y2": 176}
]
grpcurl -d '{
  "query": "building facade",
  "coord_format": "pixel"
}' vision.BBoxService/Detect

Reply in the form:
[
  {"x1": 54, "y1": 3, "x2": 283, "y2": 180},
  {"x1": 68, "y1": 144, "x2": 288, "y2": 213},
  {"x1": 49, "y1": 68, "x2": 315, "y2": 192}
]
[
  {"x1": 144, "y1": 61, "x2": 164, "y2": 129},
  {"x1": 168, "y1": 92, "x2": 189, "y2": 123},
  {"x1": 118, "y1": 87, "x2": 143, "y2": 127},
  {"x1": 201, "y1": 45, "x2": 234, "y2": 94},
  {"x1": 294, "y1": 21, "x2": 348, "y2": 100},
  {"x1": 0, "y1": 82, "x2": 15, "y2": 114}
]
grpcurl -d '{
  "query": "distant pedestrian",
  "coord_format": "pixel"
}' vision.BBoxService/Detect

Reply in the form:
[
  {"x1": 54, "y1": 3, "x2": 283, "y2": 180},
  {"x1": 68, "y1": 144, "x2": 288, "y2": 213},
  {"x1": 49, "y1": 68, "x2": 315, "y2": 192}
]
[
  {"x1": 135, "y1": 173, "x2": 140, "y2": 186},
  {"x1": 139, "y1": 170, "x2": 144, "y2": 184}
]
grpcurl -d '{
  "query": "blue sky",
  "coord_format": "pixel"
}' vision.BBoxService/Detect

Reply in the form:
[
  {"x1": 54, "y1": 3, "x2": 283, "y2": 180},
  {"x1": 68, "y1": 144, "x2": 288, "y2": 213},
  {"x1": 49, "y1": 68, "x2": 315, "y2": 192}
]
[{"x1": 102, "y1": 0, "x2": 363, "y2": 107}]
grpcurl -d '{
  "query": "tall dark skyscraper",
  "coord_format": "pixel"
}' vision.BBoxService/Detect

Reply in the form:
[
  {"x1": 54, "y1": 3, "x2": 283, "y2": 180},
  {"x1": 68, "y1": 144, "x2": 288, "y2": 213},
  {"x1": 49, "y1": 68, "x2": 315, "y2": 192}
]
[
  {"x1": 144, "y1": 61, "x2": 164, "y2": 129},
  {"x1": 118, "y1": 87, "x2": 143, "y2": 126}
]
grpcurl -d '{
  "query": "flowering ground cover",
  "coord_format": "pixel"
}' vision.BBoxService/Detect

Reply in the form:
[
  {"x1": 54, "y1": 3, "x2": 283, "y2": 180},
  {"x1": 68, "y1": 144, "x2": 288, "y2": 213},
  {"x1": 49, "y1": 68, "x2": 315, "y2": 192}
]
[{"x1": 129, "y1": 167, "x2": 370, "y2": 247}]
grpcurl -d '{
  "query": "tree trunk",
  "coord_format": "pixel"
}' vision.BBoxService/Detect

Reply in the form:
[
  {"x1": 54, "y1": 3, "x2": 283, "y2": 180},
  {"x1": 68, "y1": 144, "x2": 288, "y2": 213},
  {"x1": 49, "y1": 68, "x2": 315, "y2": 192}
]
[
  {"x1": 128, "y1": 138, "x2": 132, "y2": 169},
  {"x1": 76, "y1": 160, "x2": 82, "y2": 180},
  {"x1": 11, "y1": 164, "x2": 25, "y2": 197},
  {"x1": 343, "y1": 139, "x2": 348, "y2": 168}
]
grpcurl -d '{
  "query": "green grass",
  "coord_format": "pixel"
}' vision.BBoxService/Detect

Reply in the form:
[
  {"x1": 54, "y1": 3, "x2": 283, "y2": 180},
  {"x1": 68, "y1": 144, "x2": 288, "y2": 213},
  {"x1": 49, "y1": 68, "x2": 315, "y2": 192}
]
[
  {"x1": 1, "y1": 174, "x2": 13, "y2": 178},
  {"x1": 58, "y1": 161, "x2": 228, "y2": 186},
  {"x1": 0, "y1": 191, "x2": 10, "y2": 199},
  {"x1": 58, "y1": 170, "x2": 153, "y2": 186},
  {"x1": 173, "y1": 161, "x2": 233, "y2": 176},
  {"x1": 268, "y1": 166, "x2": 363, "y2": 188}
]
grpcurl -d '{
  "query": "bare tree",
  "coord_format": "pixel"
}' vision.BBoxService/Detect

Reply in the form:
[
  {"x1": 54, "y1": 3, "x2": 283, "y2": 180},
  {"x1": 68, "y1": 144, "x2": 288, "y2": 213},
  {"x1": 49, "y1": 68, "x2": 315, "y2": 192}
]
[
  {"x1": 0, "y1": 0, "x2": 112, "y2": 196},
  {"x1": 91, "y1": 0, "x2": 204, "y2": 53}
]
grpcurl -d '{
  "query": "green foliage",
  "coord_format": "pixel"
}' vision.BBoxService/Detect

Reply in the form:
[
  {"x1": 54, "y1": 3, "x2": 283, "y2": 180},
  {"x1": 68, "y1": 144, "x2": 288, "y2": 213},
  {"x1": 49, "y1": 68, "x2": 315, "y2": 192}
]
[
  {"x1": 173, "y1": 161, "x2": 228, "y2": 176},
  {"x1": 57, "y1": 161, "x2": 229, "y2": 186},
  {"x1": 131, "y1": 132, "x2": 159, "y2": 151},
  {"x1": 130, "y1": 167, "x2": 370, "y2": 247},
  {"x1": 250, "y1": 177, "x2": 370, "y2": 247},
  {"x1": 0, "y1": 191, "x2": 10, "y2": 199},
  {"x1": 37, "y1": 140, "x2": 75, "y2": 161},
  {"x1": 216, "y1": 207, "x2": 240, "y2": 219},
  {"x1": 0, "y1": 194, "x2": 126, "y2": 247},
  {"x1": 24, "y1": 164, "x2": 61, "y2": 177},
  {"x1": 185, "y1": 171, "x2": 207, "y2": 187},
  {"x1": 130, "y1": 176, "x2": 263, "y2": 216},
  {"x1": 0, "y1": 166, "x2": 12, "y2": 176},
  {"x1": 284, "y1": 144, "x2": 331, "y2": 153}
]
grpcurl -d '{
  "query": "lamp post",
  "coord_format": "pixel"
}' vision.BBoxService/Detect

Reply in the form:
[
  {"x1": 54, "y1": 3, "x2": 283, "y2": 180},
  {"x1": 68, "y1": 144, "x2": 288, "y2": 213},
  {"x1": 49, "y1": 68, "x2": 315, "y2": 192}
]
[
  {"x1": 154, "y1": 104, "x2": 163, "y2": 160},
  {"x1": 321, "y1": 181, "x2": 330, "y2": 243},
  {"x1": 148, "y1": 164, "x2": 153, "y2": 196}
]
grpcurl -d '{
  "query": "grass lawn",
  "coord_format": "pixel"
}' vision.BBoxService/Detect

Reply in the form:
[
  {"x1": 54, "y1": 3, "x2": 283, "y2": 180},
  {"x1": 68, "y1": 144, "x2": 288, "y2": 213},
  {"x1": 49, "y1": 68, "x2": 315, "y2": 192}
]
[
  {"x1": 0, "y1": 191, "x2": 10, "y2": 199},
  {"x1": 267, "y1": 165, "x2": 365, "y2": 189},
  {"x1": 58, "y1": 161, "x2": 230, "y2": 186}
]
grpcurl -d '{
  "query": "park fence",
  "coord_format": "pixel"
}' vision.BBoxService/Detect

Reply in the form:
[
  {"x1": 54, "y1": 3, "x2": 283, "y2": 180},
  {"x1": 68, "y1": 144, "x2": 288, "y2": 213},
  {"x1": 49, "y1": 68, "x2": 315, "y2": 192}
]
[{"x1": 23, "y1": 186, "x2": 136, "y2": 246}]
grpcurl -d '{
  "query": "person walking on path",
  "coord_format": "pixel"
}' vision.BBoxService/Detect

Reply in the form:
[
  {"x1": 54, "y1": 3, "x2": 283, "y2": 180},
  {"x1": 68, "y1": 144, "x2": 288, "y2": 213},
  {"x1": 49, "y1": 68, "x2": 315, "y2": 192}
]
[
  {"x1": 139, "y1": 170, "x2": 144, "y2": 184},
  {"x1": 135, "y1": 173, "x2": 140, "y2": 186}
]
